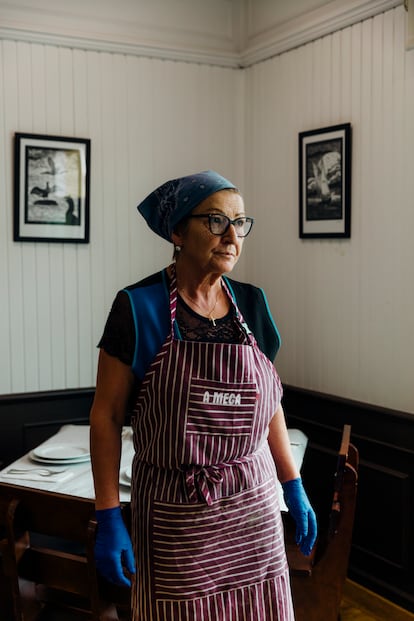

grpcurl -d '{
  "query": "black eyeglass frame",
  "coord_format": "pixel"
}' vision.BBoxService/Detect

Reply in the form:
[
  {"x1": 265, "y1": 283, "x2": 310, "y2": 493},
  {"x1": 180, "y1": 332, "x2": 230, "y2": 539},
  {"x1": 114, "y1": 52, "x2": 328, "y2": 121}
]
[{"x1": 187, "y1": 214, "x2": 254, "y2": 237}]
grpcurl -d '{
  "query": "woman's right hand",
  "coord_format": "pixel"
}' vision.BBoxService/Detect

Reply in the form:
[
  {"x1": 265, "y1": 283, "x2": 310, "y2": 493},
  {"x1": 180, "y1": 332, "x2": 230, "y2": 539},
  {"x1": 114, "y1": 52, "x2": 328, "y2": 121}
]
[
  {"x1": 94, "y1": 506, "x2": 136, "y2": 587},
  {"x1": 90, "y1": 350, "x2": 136, "y2": 586}
]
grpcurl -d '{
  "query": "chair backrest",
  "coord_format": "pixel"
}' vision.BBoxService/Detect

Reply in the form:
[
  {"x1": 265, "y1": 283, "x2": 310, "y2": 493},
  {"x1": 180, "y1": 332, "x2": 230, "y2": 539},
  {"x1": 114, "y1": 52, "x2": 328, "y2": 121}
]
[
  {"x1": 0, "y1": 484, "x2": 101, "y2": 620},
  {"x1": 285, "y1": 424, "x2": 359, "y2": 621}
]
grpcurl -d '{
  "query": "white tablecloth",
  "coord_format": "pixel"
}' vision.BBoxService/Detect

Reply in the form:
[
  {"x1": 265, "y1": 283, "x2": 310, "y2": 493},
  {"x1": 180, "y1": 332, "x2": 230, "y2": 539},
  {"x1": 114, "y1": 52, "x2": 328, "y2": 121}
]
[
  {"x1": 0, "y1": 425, "x2": 308, "y2": 508},
  {"x1": 0, "y1": 424, "x2": 134, "y2": 502}
]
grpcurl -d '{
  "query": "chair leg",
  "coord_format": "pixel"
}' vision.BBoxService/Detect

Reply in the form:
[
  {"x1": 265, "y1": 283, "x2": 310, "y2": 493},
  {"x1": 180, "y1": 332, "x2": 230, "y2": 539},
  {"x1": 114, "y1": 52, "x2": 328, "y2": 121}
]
[
  {"x1": 0, "y1": 499, "x2": 26, "y2": 621},
  {"x1": 0, "y1": 553, "x2": 18, "y2": 621}
]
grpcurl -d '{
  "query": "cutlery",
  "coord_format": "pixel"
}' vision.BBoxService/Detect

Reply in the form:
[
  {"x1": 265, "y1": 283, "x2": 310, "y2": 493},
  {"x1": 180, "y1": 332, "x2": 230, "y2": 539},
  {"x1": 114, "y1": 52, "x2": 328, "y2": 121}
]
[{"x1": 6, "y1": 467, "x2": 68, "y2": 477}]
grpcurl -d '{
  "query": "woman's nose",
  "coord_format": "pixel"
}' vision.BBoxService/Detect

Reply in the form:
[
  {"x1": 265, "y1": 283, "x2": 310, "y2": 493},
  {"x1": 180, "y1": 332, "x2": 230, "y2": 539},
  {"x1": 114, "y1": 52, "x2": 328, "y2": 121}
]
[{"x1": 222, "y1": 222, "x2": 239, "y2": 242}]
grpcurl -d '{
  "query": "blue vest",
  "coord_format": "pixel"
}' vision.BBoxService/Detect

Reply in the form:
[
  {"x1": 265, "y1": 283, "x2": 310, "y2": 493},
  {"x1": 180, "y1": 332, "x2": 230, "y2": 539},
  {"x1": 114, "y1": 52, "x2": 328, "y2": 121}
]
[{"x1": 124, "y1": 269, "x2": 281, "y2": 381}]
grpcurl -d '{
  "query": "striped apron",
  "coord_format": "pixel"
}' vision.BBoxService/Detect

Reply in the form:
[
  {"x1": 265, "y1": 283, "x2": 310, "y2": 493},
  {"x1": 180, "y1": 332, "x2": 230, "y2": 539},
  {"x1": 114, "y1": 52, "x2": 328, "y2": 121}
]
[{"x1": 130, "y1": 268, "x2": 294, "y2": 620}]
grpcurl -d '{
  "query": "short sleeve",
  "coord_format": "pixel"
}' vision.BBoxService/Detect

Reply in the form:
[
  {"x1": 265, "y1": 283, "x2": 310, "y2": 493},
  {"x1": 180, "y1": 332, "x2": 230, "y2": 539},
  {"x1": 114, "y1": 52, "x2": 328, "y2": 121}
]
[{"x1": 98, "y1": 290, "x2": 135, "y2": 366}]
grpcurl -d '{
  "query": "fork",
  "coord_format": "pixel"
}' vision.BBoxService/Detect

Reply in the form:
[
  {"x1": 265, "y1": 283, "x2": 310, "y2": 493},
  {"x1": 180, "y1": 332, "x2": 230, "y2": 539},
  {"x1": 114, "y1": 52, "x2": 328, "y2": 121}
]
[{"x1": 6, "y1": 467, "x2": 68, "y2": 477}]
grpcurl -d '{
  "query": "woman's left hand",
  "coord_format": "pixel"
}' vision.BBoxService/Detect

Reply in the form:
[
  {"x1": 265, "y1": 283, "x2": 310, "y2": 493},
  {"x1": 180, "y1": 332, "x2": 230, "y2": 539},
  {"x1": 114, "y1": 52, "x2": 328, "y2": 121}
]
[{"x1": 282, "y1": 477, "x2": 317, "y2": 556}]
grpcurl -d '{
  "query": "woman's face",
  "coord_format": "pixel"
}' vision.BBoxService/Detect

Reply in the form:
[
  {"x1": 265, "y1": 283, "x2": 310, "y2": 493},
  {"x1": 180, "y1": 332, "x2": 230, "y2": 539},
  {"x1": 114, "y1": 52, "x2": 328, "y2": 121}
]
[{"x1": 172, "y1": 190, "x2": 246, "y2": 276}]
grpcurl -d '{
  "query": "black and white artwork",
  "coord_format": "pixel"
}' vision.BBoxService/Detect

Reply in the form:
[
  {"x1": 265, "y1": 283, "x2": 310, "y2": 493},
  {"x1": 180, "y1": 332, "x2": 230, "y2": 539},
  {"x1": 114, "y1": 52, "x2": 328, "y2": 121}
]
[
  {"x1": 299, "y1": 124, "x2": 351, "y2": 238},
  {"x1": 14, "y1": 133, "x2": 90, "y2": 243}
]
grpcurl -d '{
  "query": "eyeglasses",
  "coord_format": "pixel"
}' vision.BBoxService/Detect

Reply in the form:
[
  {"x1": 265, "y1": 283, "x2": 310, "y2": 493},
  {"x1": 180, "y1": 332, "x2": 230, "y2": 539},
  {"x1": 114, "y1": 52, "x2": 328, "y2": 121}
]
[{"x1": 188, "y1": 214, "x2": 254, "y2": 237}]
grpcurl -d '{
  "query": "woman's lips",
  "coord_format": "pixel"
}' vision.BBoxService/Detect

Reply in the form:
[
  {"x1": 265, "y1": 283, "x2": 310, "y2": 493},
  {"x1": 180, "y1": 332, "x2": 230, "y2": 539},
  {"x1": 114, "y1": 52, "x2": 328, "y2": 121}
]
[{"x1": 215, "y1": 249, "x2": 236, "y2": 258}]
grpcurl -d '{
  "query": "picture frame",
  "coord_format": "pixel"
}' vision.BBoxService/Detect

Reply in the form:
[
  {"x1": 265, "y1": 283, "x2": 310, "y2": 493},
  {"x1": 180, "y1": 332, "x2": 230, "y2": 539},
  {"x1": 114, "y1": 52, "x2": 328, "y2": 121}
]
[
  {"x1": 299, "y1": 123, "x2": 351, "y2": 239},
  {"x1": 14, "y1": 132, "x2": 91, "y2": 243}
]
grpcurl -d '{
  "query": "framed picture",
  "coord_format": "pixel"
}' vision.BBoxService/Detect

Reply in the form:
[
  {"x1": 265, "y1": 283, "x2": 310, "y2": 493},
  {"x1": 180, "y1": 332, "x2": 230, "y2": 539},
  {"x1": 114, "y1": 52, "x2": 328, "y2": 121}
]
[
  {"x1": 14, "y1": 132, "x2": 91, "y2": 243},
  {"x1": 299, "y1": 123, "x2": 351, "y2": 239}
]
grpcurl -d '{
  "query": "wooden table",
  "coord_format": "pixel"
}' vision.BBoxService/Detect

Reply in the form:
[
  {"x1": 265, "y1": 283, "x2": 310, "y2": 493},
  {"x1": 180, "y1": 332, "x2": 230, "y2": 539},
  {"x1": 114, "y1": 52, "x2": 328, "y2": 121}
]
[
  {"x1": 0, "y1": 424, "x2": 134, "y2": 501},
  {"x1": 0, "y1": 425, "x2": 134, "y2": 621},
  {"x1": 0, "y1": 425, "x2": 308, "y2": 620}
]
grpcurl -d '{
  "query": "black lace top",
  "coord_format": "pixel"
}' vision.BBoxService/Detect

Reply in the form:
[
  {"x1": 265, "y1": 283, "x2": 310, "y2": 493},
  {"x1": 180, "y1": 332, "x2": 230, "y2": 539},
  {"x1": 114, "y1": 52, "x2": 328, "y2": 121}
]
[
  {"x1": 176, "y1": 296, "x2": 246, "y2": 344},
  {"x1": 98, "y1": 290, "x2": 245, "y2": 368}
]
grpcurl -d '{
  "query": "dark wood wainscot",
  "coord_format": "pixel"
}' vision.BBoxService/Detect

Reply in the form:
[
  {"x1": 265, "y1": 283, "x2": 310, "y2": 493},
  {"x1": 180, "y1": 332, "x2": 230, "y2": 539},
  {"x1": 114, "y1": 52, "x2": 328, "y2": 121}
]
[
  {"x1": 282, "y1": 385, "x2": 414, "y2": 613},
  {"x1": 1, "y1": 386, "x2": 414, "y2": 613},
  {"x1": 0, "y1": 389, "x2": 95, "y2": 467}
]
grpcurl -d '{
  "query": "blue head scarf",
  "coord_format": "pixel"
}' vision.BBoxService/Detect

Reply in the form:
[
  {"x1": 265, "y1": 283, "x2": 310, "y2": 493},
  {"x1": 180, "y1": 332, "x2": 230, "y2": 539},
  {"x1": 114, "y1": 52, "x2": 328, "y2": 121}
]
[{"x1": 137, "y1": 170, "x2": 238, "y2": 241}]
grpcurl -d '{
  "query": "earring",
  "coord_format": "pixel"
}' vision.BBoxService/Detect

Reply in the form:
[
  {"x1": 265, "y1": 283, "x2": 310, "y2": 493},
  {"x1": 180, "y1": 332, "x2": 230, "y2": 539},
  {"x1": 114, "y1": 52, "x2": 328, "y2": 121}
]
[{"x1": 175, "y1": 245, "x2": 182, "y2": 252}]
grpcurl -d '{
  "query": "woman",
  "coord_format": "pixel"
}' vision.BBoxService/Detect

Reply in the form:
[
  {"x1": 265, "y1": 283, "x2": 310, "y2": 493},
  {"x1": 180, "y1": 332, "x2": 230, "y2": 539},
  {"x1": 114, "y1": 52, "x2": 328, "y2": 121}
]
[{"x1": 90, "y1": 170, "x2": 317, "y2": 621}]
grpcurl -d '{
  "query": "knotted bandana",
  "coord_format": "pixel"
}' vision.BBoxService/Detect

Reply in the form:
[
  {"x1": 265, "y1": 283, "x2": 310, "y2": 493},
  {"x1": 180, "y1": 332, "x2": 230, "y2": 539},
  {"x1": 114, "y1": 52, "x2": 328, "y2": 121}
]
[{"x1": 137, "y1": 170, "x2": 238, "y2": 241}]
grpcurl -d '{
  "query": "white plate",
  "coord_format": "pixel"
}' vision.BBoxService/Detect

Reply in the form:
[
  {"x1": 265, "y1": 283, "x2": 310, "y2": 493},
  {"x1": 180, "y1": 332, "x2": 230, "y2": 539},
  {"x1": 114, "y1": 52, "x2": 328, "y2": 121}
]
[
  {"x1": 33, "y1": 443, "x2": 90, "y2": 461},
  {"x1": 29, "y1": 449, "x2": 90, "y2": 465},
  {"x1": 29, "y1": 450, "x2": 90, "y2": 465},
  {"x1": 119, "y1": 466, "x2": 132, "y2": 487}
]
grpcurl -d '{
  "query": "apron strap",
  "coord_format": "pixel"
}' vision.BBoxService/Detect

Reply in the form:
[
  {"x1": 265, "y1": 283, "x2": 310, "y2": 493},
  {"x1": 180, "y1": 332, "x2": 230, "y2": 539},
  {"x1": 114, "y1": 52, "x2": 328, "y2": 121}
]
[
  {"x1": 220, "y1": 278, "x2": 256, "y2": 347},
  {"x1": 169, "y1": 262, "x2": 179, "y2": 334}
]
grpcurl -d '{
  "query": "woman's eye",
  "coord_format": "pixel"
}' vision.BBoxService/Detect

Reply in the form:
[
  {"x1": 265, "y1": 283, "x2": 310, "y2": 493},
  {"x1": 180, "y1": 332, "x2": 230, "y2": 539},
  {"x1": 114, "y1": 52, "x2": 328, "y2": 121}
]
[{"x1": 211, "y1": 216, "x2": 224, "y2": 224}]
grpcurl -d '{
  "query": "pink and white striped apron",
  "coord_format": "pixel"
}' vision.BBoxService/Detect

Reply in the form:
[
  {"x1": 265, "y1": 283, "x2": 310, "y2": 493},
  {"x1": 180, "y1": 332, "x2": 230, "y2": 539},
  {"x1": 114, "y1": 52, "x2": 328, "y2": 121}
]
[{"x1": 130, "y1": 267, "x2": 294, "y2": 620}]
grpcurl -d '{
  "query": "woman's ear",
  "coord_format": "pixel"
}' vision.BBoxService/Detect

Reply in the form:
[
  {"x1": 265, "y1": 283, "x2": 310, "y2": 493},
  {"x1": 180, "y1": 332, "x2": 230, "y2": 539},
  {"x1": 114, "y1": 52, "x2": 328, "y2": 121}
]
[{"x1": 171, "y1": 230, "x2": 184, "y2": 247}]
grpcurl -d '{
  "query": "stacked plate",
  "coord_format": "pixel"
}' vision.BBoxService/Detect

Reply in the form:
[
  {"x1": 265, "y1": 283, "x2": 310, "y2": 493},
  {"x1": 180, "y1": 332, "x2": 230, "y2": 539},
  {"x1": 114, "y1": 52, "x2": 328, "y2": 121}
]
[{"x1": 30, "y1": 443, "x2": 90, "y2": 466}]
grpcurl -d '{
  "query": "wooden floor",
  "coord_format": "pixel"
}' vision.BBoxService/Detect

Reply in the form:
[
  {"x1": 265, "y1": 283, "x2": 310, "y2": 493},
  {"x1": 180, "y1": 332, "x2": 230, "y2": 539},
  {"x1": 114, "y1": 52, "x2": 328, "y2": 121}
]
[
  {"x1": 340, "y1": 580, "x2": 414, "y2": 621},
  {"x1": 19, "y1": 579, "x2": 414, "y2": 620}
]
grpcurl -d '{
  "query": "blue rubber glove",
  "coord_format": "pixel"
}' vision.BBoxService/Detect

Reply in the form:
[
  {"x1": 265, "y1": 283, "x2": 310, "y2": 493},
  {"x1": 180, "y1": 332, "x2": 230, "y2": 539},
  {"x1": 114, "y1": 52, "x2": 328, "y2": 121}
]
[
  {"x1": 94, "y1": 506, "x2": 136, "y2": 587},
  {"x1": 282, "y1": 477, "x2": 317, "y2": 556}
]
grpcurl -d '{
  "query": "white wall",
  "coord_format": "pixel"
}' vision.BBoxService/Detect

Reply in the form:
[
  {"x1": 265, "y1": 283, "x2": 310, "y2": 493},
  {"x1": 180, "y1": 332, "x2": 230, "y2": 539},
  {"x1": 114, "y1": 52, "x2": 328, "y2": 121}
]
[
  {"x1": 1, "y1": 0, "x2": 413, "y2": 416},
  {"x1": 0, "y1": 43, "x2": 244, "y2": 393},
  {"x1": 245, "y1": 5, "x2": 414, "y2": 413}
]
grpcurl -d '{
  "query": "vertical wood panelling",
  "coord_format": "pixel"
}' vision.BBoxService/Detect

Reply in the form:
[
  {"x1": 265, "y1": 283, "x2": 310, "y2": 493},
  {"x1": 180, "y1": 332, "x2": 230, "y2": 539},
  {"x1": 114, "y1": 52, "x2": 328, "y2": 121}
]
[
  {"x1": 31, "y1": 44, "x2": 53, "y2": 391},
  {"x1": 4, "y1": 41, "x2": 26, "y2": 393},
  {"x1": 73, "y1": 49, "x2": 93, "y2": 386},
  {"x1": 101, "y1": 52, "x2": 118, "y2": 307},
  {"x1": 400, "y1": 13, "x2": 414, "y2": 398},
  {"x1": 0, "y1": 42, "x2": 242, "y2": 393},
  {"x1": 60, "y1": 46, "x2": 81, "y2": 389},
  {"x1": 2, "y1": 5, "x2": 413, "y2": 413},
  {"x1": 0, "y1": 40, "x2": 12, "y2": 392},
  {"x1": 124, "y1": 56, "x2": 157, "y2": 282},
  {"x1": 245, "y1": 5, "x2": 414, "y2": 414},
  {"x1": 346, "y1": 22, "x2": 362, "y2": 400},
  {"x1": 17, "y1": 42, "x2": 39, "y2": 391},
  {"x1": 44, "y1": 45, "x2": 66, "y2": 390},
  {"x1": 86, "y1": 51, "x2": 106, "y2": 367}
]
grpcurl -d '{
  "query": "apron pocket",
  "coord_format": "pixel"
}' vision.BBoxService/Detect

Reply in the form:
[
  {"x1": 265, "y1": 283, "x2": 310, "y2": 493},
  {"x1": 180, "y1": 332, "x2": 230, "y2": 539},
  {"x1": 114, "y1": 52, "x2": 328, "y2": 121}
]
[
  {"x1": 151, "y1": 477, "x2": 287, "y2": 601},
  {"x1": 186, "y1": 377, "x2": 257, "y2": 437},
  {"x1": 184, "y1": 377, "x2": 258, "y2": 464}
]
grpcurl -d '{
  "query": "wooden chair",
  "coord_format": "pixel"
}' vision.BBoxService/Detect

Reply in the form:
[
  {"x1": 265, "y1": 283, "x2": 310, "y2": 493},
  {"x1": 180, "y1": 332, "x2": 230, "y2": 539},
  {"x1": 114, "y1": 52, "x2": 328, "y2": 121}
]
[
  {"x1": 0, "y1": 484, "x2": 131, "y2": 621},
  {"x1": 284, "y1": 424, "x2": 359, "y2": 621}
]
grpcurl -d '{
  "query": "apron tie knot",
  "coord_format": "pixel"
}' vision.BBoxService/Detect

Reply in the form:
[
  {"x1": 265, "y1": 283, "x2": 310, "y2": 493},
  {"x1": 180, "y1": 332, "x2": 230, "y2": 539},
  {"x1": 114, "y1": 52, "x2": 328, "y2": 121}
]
[{"x1": 184, "y1": 465, "x2": 224, "y2": 506}]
